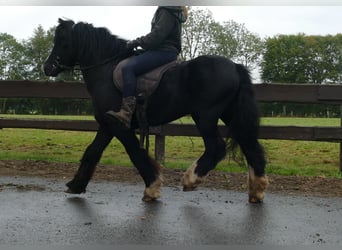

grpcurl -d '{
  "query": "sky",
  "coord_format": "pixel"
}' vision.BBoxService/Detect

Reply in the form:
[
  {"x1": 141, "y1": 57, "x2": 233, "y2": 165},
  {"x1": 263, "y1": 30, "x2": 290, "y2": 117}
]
[{"x1": 0, "y1": 4, "x2": 342, "y2": 41}]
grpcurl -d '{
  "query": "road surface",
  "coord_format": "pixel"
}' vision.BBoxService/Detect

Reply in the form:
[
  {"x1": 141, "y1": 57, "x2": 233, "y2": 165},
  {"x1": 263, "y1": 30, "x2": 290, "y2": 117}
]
[{"x1": 0, "y1": 176, "x2": 341, "y2": 246}]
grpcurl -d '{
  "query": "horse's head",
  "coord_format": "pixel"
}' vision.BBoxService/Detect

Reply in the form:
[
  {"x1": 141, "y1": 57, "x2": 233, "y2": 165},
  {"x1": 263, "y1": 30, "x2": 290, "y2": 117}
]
[{"x1": 44, "y1": 18, "x2": 77, "y2": 77}]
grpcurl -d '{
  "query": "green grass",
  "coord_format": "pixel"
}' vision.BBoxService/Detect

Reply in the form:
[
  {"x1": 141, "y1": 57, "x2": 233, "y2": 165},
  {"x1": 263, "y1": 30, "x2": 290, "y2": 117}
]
[
  {"x1": 0, "y1": 115, "x2": 341, "y2": 178},
  {"x1": 261, "y1": 117, "x2": 341, "y2": 126},
  {"x1": 0, "y1": 114, "x2": 95, "y2": 121}
]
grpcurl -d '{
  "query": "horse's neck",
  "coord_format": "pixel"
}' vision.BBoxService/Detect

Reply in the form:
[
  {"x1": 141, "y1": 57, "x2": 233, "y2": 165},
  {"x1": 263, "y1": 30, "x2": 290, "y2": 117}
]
[
  {"x1": 78, "y1": 41, "x2": 127, "y2": 69},
  {"x1": 73, "y1": 28, "x2": 117, "y2": 65}
]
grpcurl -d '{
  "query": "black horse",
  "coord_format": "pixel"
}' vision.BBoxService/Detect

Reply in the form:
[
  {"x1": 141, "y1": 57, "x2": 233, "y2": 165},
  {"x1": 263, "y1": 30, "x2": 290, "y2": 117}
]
[{"x1": 44, "y1": 18, "x2": 268, "y2": 203}]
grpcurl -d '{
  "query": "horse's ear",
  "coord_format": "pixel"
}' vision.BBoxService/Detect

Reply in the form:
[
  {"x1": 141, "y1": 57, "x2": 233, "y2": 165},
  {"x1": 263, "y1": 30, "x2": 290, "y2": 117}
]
[{"x1": 58, "y1": 18, "x2": 75, "y2": 27}]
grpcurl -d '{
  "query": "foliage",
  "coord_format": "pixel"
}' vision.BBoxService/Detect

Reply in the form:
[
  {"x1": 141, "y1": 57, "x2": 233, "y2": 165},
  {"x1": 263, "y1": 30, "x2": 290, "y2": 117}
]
[
  {"x1": 181, "y1": 7, "x2": 217, "y2": 60},
  {"x1": 24, "y1": 25, "x2": 54, "y2": 80},
  {"x1": 0, "y1": 33, "x2": 28, "y2": 80},
  {"x1": 261, "y1": 34, "x2": 342, "y2": 83},
  {"x1": 213, "y1": 20, "x2": 264, "y2": 71},
  {"x1": 181, "y1": 7, "x2": 264, "y2": 71}
]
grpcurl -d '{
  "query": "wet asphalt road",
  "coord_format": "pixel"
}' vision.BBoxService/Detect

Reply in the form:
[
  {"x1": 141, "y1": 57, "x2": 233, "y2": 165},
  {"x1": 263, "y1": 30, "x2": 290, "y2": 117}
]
[{"x1": 0, "y1": 176, "x2": 341, "y2": 246}]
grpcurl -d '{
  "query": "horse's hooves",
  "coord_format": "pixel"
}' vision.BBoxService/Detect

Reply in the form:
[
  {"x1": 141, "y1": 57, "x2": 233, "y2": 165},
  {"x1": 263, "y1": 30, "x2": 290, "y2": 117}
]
[
  {"x1": 65, "y1": 188, "x2": 85, "y2": 194},
  {"x1": 249, "y1": 196, "x2": 263, "y2": 204},
  {"x1": 65, "y1": 188, "x2": 75, "y2": 194},
  {"x1": 142, "y1": 176, "x2": 163, "y2": 202},
  {"x1": 142, "y1": 195, "x2": 157, "y2": 202},
  {"x1": 183, "y1": 186, "x2": 197, "y2": 192}
]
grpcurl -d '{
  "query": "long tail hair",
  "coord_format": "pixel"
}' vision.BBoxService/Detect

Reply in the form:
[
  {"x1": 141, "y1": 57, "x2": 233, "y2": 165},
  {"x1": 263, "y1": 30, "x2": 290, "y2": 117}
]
[{"x1": 226, "y1": 64, "x2": 261, "y2": 163}]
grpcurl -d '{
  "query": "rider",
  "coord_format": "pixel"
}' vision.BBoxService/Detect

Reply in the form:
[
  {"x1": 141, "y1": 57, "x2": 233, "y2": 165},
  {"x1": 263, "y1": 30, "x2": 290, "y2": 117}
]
[{"x1": 106, "y1": 6, "x2": 188, "y2": 129}]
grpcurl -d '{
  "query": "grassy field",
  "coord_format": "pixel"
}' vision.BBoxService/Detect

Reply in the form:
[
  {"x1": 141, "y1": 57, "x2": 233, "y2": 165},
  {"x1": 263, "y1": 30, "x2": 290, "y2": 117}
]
[{"x1": 0, "y1": 114, "x2": 341, "y2": 178}]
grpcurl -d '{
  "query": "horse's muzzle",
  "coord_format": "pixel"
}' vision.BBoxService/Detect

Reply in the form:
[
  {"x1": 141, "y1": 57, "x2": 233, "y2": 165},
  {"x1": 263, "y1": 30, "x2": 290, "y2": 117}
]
[{"x1": 43, "y1": 62, "x2": 60, "y2": 77}]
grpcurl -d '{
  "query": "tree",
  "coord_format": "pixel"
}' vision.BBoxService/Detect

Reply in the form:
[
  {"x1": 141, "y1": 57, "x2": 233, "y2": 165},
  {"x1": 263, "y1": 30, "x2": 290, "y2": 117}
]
[
  {"x1": 261, "y1": 34, "x2": 308, "y2": 83},
  {"x1": 0, "y1": 33, "x2": 27, "y2": 80},
  {"x1": 304, "y1": 35, "x2": 342, "y2": 83},
  {"x1": 335, "y1": 34, "x2": 342, "y2": 82},
  {"x1": 181, "y1": 8, "x2": 263, "y2": 71},
  {"x1": 261, "y1": 34, "x2": 342, "y2": 84},
  {"x1": 25, "y1": 25, "x2": 54, "y2": 80},
  {"x1": 215, "y1": 20, "x2": 264, "y2": 71},
  {"x1": 181, "y1": 7, "x2": 217, "y2": 60},
  {"x1": 0, "y1": 33, "x2": 29, "y2": 113}
]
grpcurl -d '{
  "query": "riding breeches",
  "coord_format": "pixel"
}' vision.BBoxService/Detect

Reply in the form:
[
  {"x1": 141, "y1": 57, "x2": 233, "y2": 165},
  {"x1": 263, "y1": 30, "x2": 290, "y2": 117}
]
[{"x1": 121, "y1": 50, "x2": 177, "y2": 97}]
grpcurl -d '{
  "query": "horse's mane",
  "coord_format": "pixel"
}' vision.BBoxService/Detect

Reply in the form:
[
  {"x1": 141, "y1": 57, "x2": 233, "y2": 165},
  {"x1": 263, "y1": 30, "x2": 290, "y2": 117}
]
[{"x1": 72, "y1": 21, "x2": 128, "y2": 59}]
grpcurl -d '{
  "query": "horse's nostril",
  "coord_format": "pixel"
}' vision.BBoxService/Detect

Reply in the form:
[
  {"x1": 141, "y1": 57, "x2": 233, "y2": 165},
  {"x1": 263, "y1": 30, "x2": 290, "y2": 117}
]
[
  {"x1": 43, "y1": 64, "x2": 51, "y2": 76},
  {"x1": 43, "y1": 63, "x2": 58, "y2": 77}
]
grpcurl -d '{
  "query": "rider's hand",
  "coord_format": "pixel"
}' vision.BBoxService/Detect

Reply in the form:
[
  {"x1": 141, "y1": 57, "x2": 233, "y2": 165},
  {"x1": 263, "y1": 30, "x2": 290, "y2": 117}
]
[{"x1": 126, "y1": 40, "x2": 140, "y2": 51}]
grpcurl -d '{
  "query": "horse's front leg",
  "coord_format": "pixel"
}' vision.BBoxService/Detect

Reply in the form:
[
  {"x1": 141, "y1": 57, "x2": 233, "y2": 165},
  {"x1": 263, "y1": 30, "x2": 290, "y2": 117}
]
[
  {"x1": 66, "y1": 127, "x2": 113, "y2": 194},
  {"x1": 116, "y1": 131, "x2": 163, "y2": 201}
]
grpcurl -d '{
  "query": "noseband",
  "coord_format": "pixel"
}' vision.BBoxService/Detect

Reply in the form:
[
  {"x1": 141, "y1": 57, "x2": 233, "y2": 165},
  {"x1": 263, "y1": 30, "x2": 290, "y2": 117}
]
[{"x1": 53, "y1": 56, "x2": 75, "y2": 71}]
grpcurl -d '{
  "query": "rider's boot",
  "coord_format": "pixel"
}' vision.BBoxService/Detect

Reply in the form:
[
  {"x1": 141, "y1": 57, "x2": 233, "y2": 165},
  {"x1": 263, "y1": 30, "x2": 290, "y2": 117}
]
[{"x1": 106, "y1": 96, "x2": 136, "y2": 130}]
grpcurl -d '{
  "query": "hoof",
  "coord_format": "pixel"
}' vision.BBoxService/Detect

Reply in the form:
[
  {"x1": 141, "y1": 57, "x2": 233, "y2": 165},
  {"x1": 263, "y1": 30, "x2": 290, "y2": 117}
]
[
  {"x1": 182, "y1": 161, "x2": 205, "y2": 192},
  {"x1": 65, "y1": 181, "x2": 86, "y2": 194},
  {"x1": 64, "y1": 188, "x2": 86, "y2": 194},
  {"x1": 248, "y1": 168, "x2": 268, "y2": 203},
  {"x1": 142, "y1": 175, "x2": 163, "y2": 202},
  {"x1": 183, "y1": 186, "x2": 197, "y2": 192},
  {"x1": 142, "y1": 195, "x2": 158, "y2": 202},
  {"x1": 249, "y1": 196, "x2": 264, "y2": 204}
]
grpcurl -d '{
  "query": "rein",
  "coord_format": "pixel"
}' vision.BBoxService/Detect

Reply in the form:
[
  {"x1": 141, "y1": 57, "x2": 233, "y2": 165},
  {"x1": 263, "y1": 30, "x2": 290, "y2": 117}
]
[
  {"x1": 56, "y1": 49, "x2": 131, "y2": 72},
  {"x1": 56, "y1": 55, "x2": 119, "y2": 72}
]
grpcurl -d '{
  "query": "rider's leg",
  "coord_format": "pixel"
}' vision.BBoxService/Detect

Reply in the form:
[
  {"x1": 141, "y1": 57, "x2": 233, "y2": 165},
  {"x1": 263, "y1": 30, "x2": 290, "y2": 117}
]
[{"x1": 106, "y1": 50, "x2": 177, "y2": 129}]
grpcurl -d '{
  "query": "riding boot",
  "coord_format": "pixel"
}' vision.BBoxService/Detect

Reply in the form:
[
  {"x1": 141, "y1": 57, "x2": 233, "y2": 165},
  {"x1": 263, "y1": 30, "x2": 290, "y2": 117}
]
[{"x1": 106, "y1": 96, "x2": 136, "y2": 130}]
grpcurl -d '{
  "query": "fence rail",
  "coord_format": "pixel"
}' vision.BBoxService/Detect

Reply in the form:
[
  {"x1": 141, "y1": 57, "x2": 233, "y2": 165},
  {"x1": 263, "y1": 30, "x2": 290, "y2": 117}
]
[
  {"x1": 1, "y1": 80, "x2": 342, "y2": 171},
  {"x1": 1, "y1": 80, "x2": 342, "y2": 103}
]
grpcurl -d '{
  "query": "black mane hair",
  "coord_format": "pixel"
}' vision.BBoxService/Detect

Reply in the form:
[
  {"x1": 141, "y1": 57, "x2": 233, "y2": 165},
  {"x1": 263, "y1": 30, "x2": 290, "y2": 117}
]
[{"x1": 71, "y1": 21, "x2": 129, "y2": 60}]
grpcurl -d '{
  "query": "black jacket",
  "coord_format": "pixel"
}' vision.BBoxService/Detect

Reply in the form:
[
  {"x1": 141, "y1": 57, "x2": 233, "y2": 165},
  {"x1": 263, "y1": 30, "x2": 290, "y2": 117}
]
[{"x1": 136, "y1": 6, "x2": 186, "y2": 54}]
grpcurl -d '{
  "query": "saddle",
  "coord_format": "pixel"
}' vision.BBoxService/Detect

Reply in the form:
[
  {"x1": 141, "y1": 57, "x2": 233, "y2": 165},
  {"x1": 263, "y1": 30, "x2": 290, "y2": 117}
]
[
  {"x1": 113, "y1": 57, "x2": 180, "y2": 152},
  {"x1": 113, "y1": 57, "x2": 179, "y2": 96}
]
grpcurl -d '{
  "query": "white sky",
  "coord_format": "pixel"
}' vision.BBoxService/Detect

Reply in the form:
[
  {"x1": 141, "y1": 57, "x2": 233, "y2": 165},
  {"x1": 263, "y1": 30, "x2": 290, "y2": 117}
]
[{"x1": 0, "y1": 5, "x2": 341, "y2": 41}]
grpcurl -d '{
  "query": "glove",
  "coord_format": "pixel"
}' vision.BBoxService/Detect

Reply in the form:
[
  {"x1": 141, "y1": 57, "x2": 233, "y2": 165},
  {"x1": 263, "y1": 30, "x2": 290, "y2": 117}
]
[{"x1": 126, "y1": 39, "x2": 140, "y2": 51}]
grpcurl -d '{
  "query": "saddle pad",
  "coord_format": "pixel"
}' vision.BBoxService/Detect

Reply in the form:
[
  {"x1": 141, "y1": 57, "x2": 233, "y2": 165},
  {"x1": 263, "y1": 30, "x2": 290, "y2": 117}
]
[{"x1": 113, "y1": 57, "x2": 179, "y2": 96}]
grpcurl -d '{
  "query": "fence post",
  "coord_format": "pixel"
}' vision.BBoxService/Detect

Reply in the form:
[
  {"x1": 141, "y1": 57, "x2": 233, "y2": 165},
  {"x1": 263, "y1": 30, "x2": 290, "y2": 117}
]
[{"x1": 155, "y1": 134, "x2": 165, "y2": 164}]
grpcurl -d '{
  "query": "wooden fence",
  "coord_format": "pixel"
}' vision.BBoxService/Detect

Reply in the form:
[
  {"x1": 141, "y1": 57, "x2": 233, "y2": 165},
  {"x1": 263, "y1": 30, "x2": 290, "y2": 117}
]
[{"x1": 1, "y1": 80, "x2": 342, "y2": 171}]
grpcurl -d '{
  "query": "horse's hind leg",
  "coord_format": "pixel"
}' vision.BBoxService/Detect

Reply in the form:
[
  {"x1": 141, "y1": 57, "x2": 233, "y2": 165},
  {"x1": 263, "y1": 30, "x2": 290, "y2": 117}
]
[
  {"x1": 240, "y1": 140, "x2": 268, "y2": 203},
  {"x1": 221, "y1": 112, "x2": 268, "y2": 203},
  {"x1": 116, "y1": 131, "x2": 162, "y2": 201},
  {"x1": 182, "y1": 117, "x2": 226, "y2": 191},
  {"x1": 66, "y1": 127, "x2": 113, "y2": 194}
]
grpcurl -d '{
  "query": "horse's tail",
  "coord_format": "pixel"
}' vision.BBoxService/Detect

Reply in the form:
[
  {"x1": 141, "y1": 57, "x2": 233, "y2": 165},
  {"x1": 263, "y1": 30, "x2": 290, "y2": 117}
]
[{"x1": 224, "y1": 63, "x2": 261, "y2": 162}]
